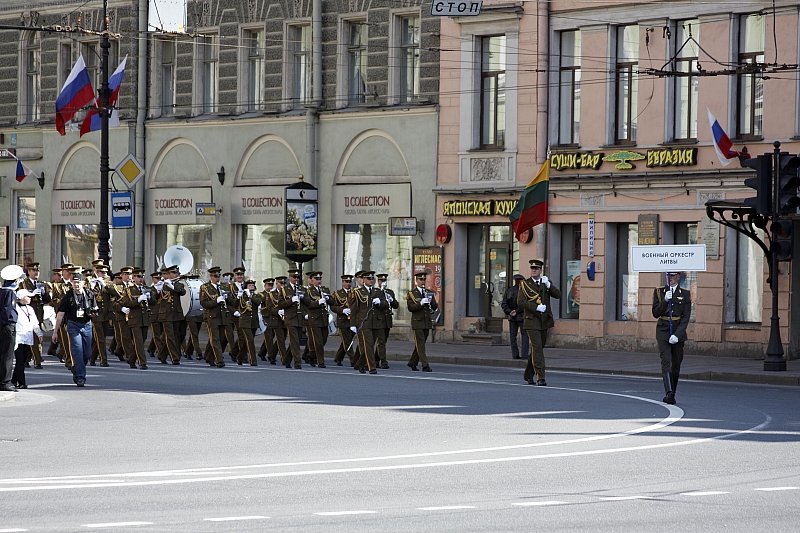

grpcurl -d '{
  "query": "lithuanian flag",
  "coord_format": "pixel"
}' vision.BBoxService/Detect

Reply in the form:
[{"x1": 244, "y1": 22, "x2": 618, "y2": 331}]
[{"x1": 509, "y1": 159, "x2": 549, "y2": 239}]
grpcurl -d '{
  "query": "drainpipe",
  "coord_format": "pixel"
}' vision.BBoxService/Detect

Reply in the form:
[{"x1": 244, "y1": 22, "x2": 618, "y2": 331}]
[
  {"x1": 134, "y1": 0, "x2": 147, "y2": 267},
  {"x1": 536, "y1": 0, "x2": 549, "y2": 165}
]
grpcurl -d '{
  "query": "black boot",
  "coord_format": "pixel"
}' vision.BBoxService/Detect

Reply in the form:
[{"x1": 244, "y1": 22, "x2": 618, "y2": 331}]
[
  {"x1": 662, "y1": 372, "x2": 675, "y2": 405},
  {"x1": 671, "y1": 373, "x2": 679, "y2": 393}
]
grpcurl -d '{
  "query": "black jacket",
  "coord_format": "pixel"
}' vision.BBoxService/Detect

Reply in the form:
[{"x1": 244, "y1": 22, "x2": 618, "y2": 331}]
[{"x1": 501, "y1": 284, "x2": 523, "y2": 323}]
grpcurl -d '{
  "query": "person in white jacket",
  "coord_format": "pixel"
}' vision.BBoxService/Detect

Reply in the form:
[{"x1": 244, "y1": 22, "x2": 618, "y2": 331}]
[{"x1": 12, "y1": 289, "x2": 43, "y2": 389}]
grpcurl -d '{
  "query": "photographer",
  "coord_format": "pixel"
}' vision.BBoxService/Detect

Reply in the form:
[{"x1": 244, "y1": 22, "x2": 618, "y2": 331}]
[{"x1": 53, "y1": 272, "x2": 98, "y2": 387}]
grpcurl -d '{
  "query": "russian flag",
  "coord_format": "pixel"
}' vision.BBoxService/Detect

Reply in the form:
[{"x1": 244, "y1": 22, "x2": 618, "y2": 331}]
[
  {"x1": 707, "y1": 108, "x2": 748, "y2": 166},
  {"x1": 55, "y1": 55, "x2": 95, "y2": 136},
  {"x1": 80, "y1": 56, "x2": 128, "y2": 137}
]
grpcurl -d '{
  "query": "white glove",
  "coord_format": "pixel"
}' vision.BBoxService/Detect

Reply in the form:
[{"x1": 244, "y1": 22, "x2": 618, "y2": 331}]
[
  {"x1": 165, "y1": 280, "x2": 173, "y2": 289},
  {"x1": 278, "y1": 309, "x2": 285, "y2": 318},
  {"x1": 137, "y1": 294, "x2": 148, "y2": 302},
  {"x1": 304, "y1": 314, "x2": 308, "y2": 320},
  {"x1": 233, "y1": 311, "x2": 241, "y2": 317},
  {"x1": 541, "y1": 276, "x2": 551, "y2": 289},
  {"x1": 216, "y1": 295, "x2": 226, "y2": 303},
  {"x1": 145, "y1": 292, "x2": 151, "y2": 300},
  {"x1": 420, "y1": 298, "x2": 430, "y2": 305},
  {"x1": 536, "y1": 304, "x2": 547, "y2": 312},
  {"x1": 669, "y1": 335, "x2": 679, "y2": 345},
  {"x1": 343, "y1": 308, "x2": 351, "y2": 316},
  {"x1": 244, "y1": 289, "x2": 250, "y2": 297},
  {"x1": 323, "y1": 295, "x2": 329, "y2": 302},
  {"x1": 350, "y1": 326, "x2": 357, "y2": 332},
  {"x1": 291, "y1": 295, "x2": 300, "y2": 303},
  {"x1": 32, "y1": 288, "x2": 42, "y2": 295},
  {"x1": 121, "y1": 307, "x2": 130, "y2": 314},
  {"x1": 237, "y1": 290, "x2": 244, "y2": 298},
  {"x1": 664, "y1": 290, "x2": 673, "y2": 301},
  {"x1": 372, "y1": 298, "x2": 381, "y2": 306}
]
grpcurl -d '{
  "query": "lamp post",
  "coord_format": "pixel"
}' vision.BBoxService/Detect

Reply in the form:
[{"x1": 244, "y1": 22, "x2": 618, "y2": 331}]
[{"x1": 97, "y1": 0, "x2": 111, "y2": 263}]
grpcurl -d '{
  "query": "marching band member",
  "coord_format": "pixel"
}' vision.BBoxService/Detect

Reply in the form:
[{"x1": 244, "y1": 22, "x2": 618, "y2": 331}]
[
  {"x1": 88, "y1": 264, "x2": 114, "y2": 366},
  {"x1": 517, "y1": 259, "x2": 560, "y2": 386},
  {"x1": 349, "y1": 271, "x2": 388, "y2": 374},
  {"x1": 406, "y1": 272, "x2": 438, "y2": 372},
  {"x1": 200, "y1": 267, "x2": 234, "y2": 368},
  {"x1": 117, "y1": 268, "x2": 151, "y2": 370},
  {"x1": 235, "y1": 279, "x2": 262, "y2": 366},
  {"x1": 375, "y1": 273, "x2": 398, "y2": 370},
  {"x1": 301, "y1": 271, "x2": 329, "y2": 368},
  {"x1": 257, "y1": 278, "x2": 277, "y2": 363},
  {"x1": 158, "y1": 265, "x2": 186, "y2": 365},
  {"x1": 330, "y1": 274, "x2": 355, "y2": 366}
]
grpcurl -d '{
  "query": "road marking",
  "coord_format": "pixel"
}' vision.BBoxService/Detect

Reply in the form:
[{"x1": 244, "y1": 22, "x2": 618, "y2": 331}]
[
  {"x1": 513, "y1": 501, "x2": 567, "y2": 506},
  {"x1": 598, "y1": 496, "x2": 653, "y2": 501},
  {"x1": 0, "y1": 528, "x2": 28, "y2": 532},
  {"x1": 418, "y1": 506, "x2": 476, "y2": 511},
  {"x1": 314, "y1": 510, "x2": 376, "y2": 516},
  {"x1": 754, "y1": 486, "x2": 799, "y2": 492},
  {"x1": 203, "y1": 516, "x2": 270, "y2": 521},
  {"x1": 82, "y1": 522, "x2": 153, "y2": 528},
  {"x1": 680, "y1": 491, "x2": 729, "y2": 496}
]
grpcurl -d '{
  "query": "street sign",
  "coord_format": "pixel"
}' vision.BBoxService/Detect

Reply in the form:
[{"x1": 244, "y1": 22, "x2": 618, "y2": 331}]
[
  {"x1": 630, "y1": 244, "x2": 707, "y2": 272},
  {"x1": 110, "y1": 191, "x2": 134, "y2": 229},
  {"x1": 114, "y1": 154, "x2": 146, "y2": 188},
  {"x1": 389, "y1": 217, "x2": 417, "y2": 236},
  {"x1": 196, "y1": 203, "x2": 216, "y2": 224},
  {"x1": 431, "y1": 1, "x2": 482, "y2": 16}
]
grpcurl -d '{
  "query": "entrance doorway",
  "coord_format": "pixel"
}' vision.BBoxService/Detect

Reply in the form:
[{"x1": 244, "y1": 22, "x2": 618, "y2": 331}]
[{"x1": 466, "y1": 224, "x2": 515, "y2": 333}]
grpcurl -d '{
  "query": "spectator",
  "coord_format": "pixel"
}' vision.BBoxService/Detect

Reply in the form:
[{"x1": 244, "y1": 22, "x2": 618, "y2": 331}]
[
  {"x1": 12, "y1": 289, "x2": 43, "y2": 389},
  {"x1": 501, "y1": 274, "x2": 529, "y2": 360},
  {"x1": 0, "y1": 265, "x2": 23, "y2": 392}
]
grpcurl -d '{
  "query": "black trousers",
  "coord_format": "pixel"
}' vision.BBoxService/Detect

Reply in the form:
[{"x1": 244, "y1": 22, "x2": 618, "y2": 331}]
[
  {"x1": 0, "y1": 324, "x2": 15, "y2": 385},
  {"x1": 657, "y1": 339, "x2": 684, "y2": 376},
  {"x1": 509, "y1": 320, "x2": 529, "y2": 359},
  {"x1": 13, "y1": 344, "x2": 30, "y2": 386}
]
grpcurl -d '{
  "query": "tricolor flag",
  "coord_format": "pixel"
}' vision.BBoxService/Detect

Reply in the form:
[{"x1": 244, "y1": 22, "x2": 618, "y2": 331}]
[
  {"x1": 55, "y1": 55, "x2": 95, "y2": 135},
  {"x1": 707, "y1": 108, "x2": 748, "y2": 166},
  {"x1": 509, "y1": 159, "x2": 549, "y2": 239},
  {"x1": 15, "y1": 158, "x2": 31, "y2": 183},
  {"x1": 81, "y1": 55, "x2": 128, "y2": 137}
]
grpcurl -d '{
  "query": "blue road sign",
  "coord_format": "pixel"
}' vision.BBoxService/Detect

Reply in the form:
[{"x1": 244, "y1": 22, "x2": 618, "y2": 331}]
[{"x1": 111, "y1": 191, "x2": 134, "y2": 229}]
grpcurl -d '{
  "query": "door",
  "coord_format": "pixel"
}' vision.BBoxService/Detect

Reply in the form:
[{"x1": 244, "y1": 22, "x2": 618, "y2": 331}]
[
  {"x1": 466, "y1": 224, "x2": 513, "y2": 333},
  {"x1": 484, "y1": 245, "x2": 509, "y2": 332}
]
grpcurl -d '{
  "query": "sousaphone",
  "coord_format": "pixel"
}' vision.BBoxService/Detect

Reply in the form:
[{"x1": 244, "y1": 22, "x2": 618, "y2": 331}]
[{"x1": 163, "y1": 245, "x2": 202, "y2": 317}]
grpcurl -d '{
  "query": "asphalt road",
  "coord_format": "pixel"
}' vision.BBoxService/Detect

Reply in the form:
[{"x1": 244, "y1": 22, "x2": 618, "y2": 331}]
[{"x1": 1, "y1": 357, "x2": 799, "y2": 532}]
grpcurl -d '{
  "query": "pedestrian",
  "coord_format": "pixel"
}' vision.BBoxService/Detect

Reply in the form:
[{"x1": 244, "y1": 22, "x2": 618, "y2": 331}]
[
  {"x1": 12, "y1": 289, "x2": 43, "y2": 389},
  {"x1": 651, "y1": 271, "x2": 691, "y2": 405},
  {"x1": 406, "y1": 272, "x2": 438, "y2": 372},
  {"x1": 517, "y1": 259, "x2": 561, "y2": 386},
  {"x1": 0, "y1": 265, "x2": 22, "y2": 392},
  {"x1": 501, "y1": 274, "x2": 529, "y2": 360},
  {"x1": 52, "y1": 272, "x2": 98, "y2": 387}
]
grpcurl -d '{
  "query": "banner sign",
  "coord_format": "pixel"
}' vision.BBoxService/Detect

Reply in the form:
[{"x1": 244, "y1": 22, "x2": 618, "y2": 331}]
[
  {"x1": 231, "y1": 186, "x2": 284, "y2": 224},
  {"x1": 431, "y1": 1, "x2": 482, "y2": 16},
  {"x1": 145, "y1": 188, "x2": 211, "y2": 225},
  {"x1": 52, "y1": 189, "x2": 101, "y2": 224},
  {"x1": 412, "y1": 246, "x2": 444, "y2": 325},
  {"x1": 331, "y1": 183, "x2": 411, "y2": 224},
  {"x1": 630, "y1": 245, "x2": 707, "y2": 272}
]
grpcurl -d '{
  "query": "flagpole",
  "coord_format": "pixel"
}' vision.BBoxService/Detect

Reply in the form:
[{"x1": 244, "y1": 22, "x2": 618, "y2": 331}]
[{"x1": 98, "y1": 0, "x2": 111, "y2": 264}]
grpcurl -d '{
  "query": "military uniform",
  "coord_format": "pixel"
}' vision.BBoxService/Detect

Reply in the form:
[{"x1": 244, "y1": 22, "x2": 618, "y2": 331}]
[
  {"x1": 219, "y1": 273, "x2": 239, "y2": 361},
  {"x1": 266, "y1": 278, "x2": 291, "y2": 365},
  {"x1": 46, "y1": 270, "x2": 66, "y2": 358},
  {"x1": 651, "y1": 273, "x2": 691, "y2": 404},
  {"x1": 235, "y1": 281, "x2": 263, "y2": 365},
  {"x1": 406, "y1": 274, "x2": 438, "y2": 371},
  {"x1": 330, "y1": 276, "x2": 355, "y2": 366},
  {"x1": 117, "y1": 271, "x2": 151, "y2": 369},
  {"x1": 88, "y1": 268, "x2": 114, "y2": 366},
  {"x1": 158, "y1": 267, "x2": 186, "y2": 364},
  {"x1": 20, "y1": 264, "x2": 49, "y2": 368},
  {"x1": 257, "y1": 279, "x2": 276, "y2": 362},
  {"x1": 301, "y1": 271, "x2": 329, "y2": 367},
  {"x1": 52, "y1": 264, "x2": 75, "y2": 365},
  {"x1": 375, "y1": 274, "x2": 399, "y2": 369},
  {"x1": 147, "y1": 272, "x2": 167, "y2": 360},
  {"x1": 109, "y1": 271, "x2": 134, "y2": 363},
  {"x1": 349, "y1": 271, "x2": 388, "y2": 374},
  {"x1": 277, "y1": 270, "x2": 305, "y2": 368},
  {"x1": 200, "y1": 267, "x2": 234, "y2": 367},
  {"x1": 517, "y1": 259, "x2": 561, "y2": 386}
]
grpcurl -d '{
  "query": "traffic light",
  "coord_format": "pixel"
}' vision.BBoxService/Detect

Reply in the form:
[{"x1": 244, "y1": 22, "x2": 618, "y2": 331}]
[
  {"x1": 741, "y1": 155, "x2": 772, "y2": 215},
  {"x1": 776, "y1": 153, "x2": 800, "y2": 215},
  {"x1": 771, "y1": 218, "x2": 793, "y2": 260}
]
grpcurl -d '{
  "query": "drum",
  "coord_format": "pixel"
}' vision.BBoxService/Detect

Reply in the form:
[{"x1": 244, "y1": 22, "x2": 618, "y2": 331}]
[{"x1": 180, "y1": 278, "x2": 204, "y2": 317}]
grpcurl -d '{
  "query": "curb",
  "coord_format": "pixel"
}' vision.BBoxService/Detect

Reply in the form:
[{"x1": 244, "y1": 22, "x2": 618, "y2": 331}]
[{"x1": 0, "y1": 391, "x2": 16, "y2": 403}]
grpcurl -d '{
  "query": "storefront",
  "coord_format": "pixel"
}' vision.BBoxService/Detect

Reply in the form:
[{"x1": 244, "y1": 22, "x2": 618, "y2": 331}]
[
  {"x1": 146, "y1": 188, "x2": 212, "y2": 276},
  {"x1": 51, "y1": 189, "x2": 113, "y2": 269}
]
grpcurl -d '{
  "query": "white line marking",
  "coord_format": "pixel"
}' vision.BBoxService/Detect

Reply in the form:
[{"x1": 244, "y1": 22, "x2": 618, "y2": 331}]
[
  {"x1": 754, "y1": 487, "x2": 799, "y2": 492},
  {"x1": 314, "y1": 510, "x2": 376, "y2": 516},
  {"x1": 418, "y1": 506, "x2": 476, "y2": 511},
  {"x1": 203, "y1": 516, "x2": 270, "y2": 522},
  {"x1": 82, "y1": 522, "x2": 153, "y2": 528},
  {"x1": 680, "y1": 491, "x2": 729, "y2": 496},
  {"x1": 513, "y1": 501, "x2": 567, "y2": 506},
  {"x1": 598, "y1": 496, "x2": 654, "y2": 501},
  {"x1": 0, "y1": 528, "x2": 28, "y2": 532}
]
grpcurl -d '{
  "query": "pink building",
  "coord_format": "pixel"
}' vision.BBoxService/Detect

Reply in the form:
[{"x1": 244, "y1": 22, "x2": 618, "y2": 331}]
[{"x1": 436, "y1": 1, "x2": 798, "y2": 359}]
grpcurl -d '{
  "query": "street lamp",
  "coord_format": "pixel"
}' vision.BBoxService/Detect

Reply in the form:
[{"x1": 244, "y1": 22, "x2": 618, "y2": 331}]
[{"x1": 97, "y1": 0, "x2": 112, "y2": 264}]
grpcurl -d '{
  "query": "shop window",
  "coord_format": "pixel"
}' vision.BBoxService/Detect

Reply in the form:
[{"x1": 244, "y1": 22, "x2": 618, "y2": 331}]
[
  {"x1": 154, "y1": 224, "x2": 212, "y2": 277},
  {"x1": 560, "y1": 224, "x2": 581, "y2": 319},
  {"x1": 14, "y1": 193, "x2": 36, "y2": 266},
  {"x1": 481, "y1": 35, "x2": 506, "y2": 149},
  {"x1": 737, "y1": 14, "x2": 764, "y2": 139},
  {"x1": 734, "y1": 229, "x2": 763, "y2": 323},
  {"x1": 558, "y1": 30, "x2": 581, "y2": 146},
  {"x1": 343, "y1": 224, "x2": 413, "y2": 325},
  {"x1": 61, "y1": 225, "x2": 113, "y2": 269},
  {"x1": 616, "y1": 223, "x2": 638, "y2": 320},
  {"x1": 673, "y1": 20, "x2": 699, "y2": 141},
  {"x1": 242, "y1": 224, "x2": 295, "y2": 282},
  {"x1": 615, "y1": 25, "x2": 638, "y2": 144}
]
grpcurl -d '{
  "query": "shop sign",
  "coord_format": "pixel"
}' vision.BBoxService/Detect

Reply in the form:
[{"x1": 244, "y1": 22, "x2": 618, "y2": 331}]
[
  {"x1": 443, "y1": 200, "x2": 492, "y2": 216},
  {"x1": 646, "y1": 148, "x2": 697, "y2": 168},
  {"x1": 412, "y1": 246, "x2": 444, "y2": 326},
  {"x1": 52, "y1": 189, "x2": 101, "y2": 224},
  {"x1": 630, "y1": 244, "x2": 707, "y2": 272},
  {"x1": 637, "y1": 214, "x2": 659, "y2": 245},
  {"x1": 550, "y1": 152, "x2": 604, "y2": 171},
  {"x1": 331, "y1": 183, "x2": 411, "y2": 224},
  {"x1": 436, "y1": 224, "x2": 452, "y2": 244},
  {"x1": 587, "y1": 213, "x2": 595, "y2": 257},
  {"x1": 230, "y1": 186, "x2": 284, "y2": 224},
  {"x1": 145, "y1": 187, "x2": 211, "y2": 225},
  {"x1": 0, "y1": 148, "x2": 16, "y2": 160},
  {"x1": 431, "y1": 1, "x2": 482, "y2": 16},
  {"x1": 494, "y1": 199, "x2": 517, "y2": 217},
  {"x1": 389, "y1": 217, "x2": 417, "y2": 236},
  {"x1": 603, "y1": 150, "x2": 645, "y2": 170}
]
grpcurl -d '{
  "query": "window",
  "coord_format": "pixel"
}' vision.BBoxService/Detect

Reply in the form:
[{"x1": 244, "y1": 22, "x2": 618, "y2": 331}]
[
  {"x1": 737, "y1": 14, "x2": 764, "y2": 139},
  {"x1": 399, "y1": 16, "x2": 420, "y2": 103},
  {"x1": 735, "y1": 229, "x2": 763, "y2": 323},
  {"x1": 201, "y1": 34, "x2": 219, "y2": 114},
  {"x1": 58, "y1": 42, "x2": 72, "y2": 88},
  {"x1": 615, "y1": 25, "x2": 639, "y2": 144},
  {"x1": 560, "y1": 224, "x2": 581, "y2": 319},
  {"x1": 25, "y1": 33, "x2": 40, "y2": 122},
  {"x1": 160, "y1": 39, "x2": 176, "y2": 114},
  {"x1": 14, "y1": 193, "x2": 35, "y2": 266},
  {"x1": 61, "y1": 225, "x2": 113, "y2": 268},
  {"x1": 244, "y1": 29, "x2": 264, "y2": 111},
  {"x1": 82, "y1": 42, "x2": 100, "y2": 91},
  {"x1": 674, "y1": 20, "x2": 699, "y2": 141},
  {"x1": 558, "y1": 30, "x2": 581, "y2": 146},
  {"x1": 617, "y1": 223, "x2": 639, "y2": 321},
  {"x1": 242, "y1": 225, "x2": 295, "y2": 282},
  {"x1": 289, "y1": 25, "x2": 311, "y2": 106},
  {"x1": 481, "y1": 35, "x2": 506, "y2": 149},
  {"x1": 155, "y1": 225, "x2": 213, "y2": 277},
  {"x1": 348, "y1": 22, "x2": 368, "y2": 105}
]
